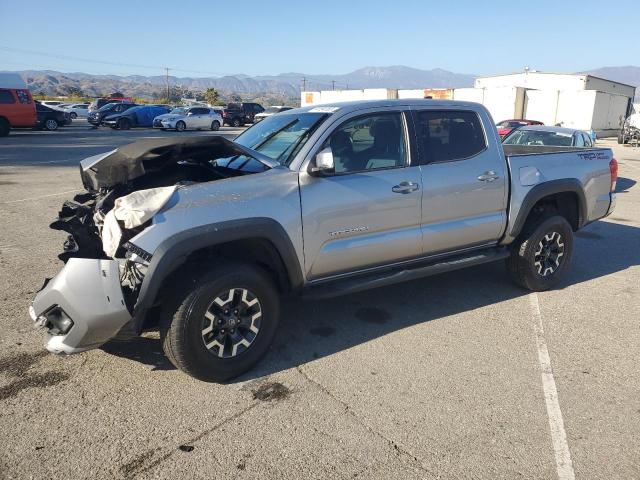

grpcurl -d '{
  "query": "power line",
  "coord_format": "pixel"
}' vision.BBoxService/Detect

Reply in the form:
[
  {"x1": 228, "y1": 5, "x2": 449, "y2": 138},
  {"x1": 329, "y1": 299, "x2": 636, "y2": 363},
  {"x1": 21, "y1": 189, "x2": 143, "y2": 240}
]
[{"x1": 0, "y1": 45, "x2": 231, "y2": 77}]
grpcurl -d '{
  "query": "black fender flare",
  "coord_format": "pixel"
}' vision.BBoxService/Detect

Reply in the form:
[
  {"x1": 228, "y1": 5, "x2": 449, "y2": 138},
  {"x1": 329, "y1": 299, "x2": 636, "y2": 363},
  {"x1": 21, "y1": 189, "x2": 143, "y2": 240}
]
[
  {"x1": 510, "y1": 179, "x2": 588, "y2": 238},
  {"x1": 132, "y1": 217, "x2": 304, "y2": 333}
]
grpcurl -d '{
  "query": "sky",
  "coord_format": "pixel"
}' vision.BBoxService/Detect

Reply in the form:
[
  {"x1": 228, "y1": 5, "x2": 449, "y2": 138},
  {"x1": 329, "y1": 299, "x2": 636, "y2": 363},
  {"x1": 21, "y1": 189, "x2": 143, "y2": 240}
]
[{"x1": 0, "y1": 0, "x2": 637, "y2": 78}]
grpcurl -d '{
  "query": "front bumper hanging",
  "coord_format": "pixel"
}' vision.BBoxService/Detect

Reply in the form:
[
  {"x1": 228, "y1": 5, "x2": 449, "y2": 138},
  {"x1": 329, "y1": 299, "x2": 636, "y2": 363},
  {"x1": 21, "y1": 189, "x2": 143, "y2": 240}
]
[{"x1": 29, "y1": 259, "x2": 132, "y2": 354}]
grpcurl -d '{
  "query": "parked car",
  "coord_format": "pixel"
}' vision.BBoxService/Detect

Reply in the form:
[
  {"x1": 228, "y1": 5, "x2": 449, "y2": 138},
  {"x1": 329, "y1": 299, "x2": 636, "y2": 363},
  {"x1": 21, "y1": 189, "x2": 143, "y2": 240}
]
[
  {"x1": 87, "y1": 102, "x2": 137, "y2": 126},
  {"x1": 503, "y1": 125, "x2": 594, "y2": 147},
  {"x1": 40, "y1": 100, "x2": 67, "y2": 109},
  {"x1": 496, "y1": 119, "x2": 544, "y2": 138},
  {"x1": 103, "y1": 105, "x2": 171, "y2": 130},
  {"x1": 30, "y1": 99, "x2": 618, "y2": 382},
  {"x1": 617, "y1": 113, "x2": 640, "y2": 144},
  {"x1": 88, "y1": 97, "x2": 135, "y2": 113},
  {"x1": 222, "y1": 102, "x2": 265, "y2": 127},
  {"x1": 35, "y1": 102, "x2": 71, "y2": 131},
  {"x1": 158, "y1": 106, "x2": 223, "y2": 131},
  {"x1": 152, "y1": 107, "x2": 188, "y2": 128},
  {"x1": 0, "y1": 74, "x2": 37, "y2": 136},
  {"x1": 63, "y1": 103, "x2": 90, "y2": 119},
  {"x1": 254, "y1": 106, "x2": 293, "y2": 122}
]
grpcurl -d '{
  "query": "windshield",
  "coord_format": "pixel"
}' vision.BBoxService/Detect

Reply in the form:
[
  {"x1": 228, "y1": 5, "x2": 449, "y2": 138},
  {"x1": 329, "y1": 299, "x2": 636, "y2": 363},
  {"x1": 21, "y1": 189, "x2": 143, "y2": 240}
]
[
  {"x1": 229, "y1": 112, "x2": 327, "y2": 168},
  {"x1": 503, "y1": 129, "x2": 574, "y2": 146},
  {"x1": 498, "y1": 121, "x2": 527, "y2": 128},
  {"x1": 169, "y1": 107, "x2": 187, "y2": 115},
  {"x1": 264, "y1": 107, "x2": 282, "y2": 114},
  {"x1": 97, "y1": 103, "x2": 120, "y2": 112}
]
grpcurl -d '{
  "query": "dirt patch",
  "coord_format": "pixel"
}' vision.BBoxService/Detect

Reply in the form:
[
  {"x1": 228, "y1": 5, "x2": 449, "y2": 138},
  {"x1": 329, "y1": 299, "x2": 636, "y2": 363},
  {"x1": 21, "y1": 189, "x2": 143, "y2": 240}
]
[
  {"x1": 252, "y1": 382, "x2": 290, "y2": 402},
  {"x1": 309, "y1": 326, "x2": 336, "y2": 337},
  {"x1": 0, "y1": 181, "x2": 16, "y2": 185},
  {"x1": 355, "y1": 307, "x2": 391, "y2": 324},
  {"x1": 119, "y1": 449, "x2": 158, "y2": 477},
  {"x1": 0, "y1": 351, "x2": 48, "y2": 378},
  {"x1": 0, "y1": 371, "x2": 70, "y2": 401}
]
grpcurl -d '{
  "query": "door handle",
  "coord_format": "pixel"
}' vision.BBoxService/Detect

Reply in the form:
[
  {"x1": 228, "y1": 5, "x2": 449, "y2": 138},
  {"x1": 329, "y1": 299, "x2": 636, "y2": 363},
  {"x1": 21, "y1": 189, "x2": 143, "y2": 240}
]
[
  {"x1": 477, "y1": 171, "x2": 499, "y2": 182},
  {"x1": 392, "y1": 181, "x2": 420, "y2": 194}
]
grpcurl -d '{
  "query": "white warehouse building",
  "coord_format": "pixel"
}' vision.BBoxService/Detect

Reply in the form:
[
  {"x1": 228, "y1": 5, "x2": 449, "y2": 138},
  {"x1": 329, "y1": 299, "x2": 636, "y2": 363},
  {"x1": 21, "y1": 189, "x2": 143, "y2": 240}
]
[{"x1": 301, "y1": 71, "x2": 636, "y2": 137}]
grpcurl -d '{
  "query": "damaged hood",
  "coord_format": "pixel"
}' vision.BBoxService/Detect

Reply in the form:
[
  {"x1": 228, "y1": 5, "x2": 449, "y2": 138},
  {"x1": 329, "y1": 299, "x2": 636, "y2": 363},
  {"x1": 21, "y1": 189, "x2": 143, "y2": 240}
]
[{"x1": 79, "y1": 136, "x2": 279, "y2": 190}]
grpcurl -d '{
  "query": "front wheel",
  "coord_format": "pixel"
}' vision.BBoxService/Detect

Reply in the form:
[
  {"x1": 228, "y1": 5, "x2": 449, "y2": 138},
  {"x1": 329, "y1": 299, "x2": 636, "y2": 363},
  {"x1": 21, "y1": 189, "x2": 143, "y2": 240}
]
[
  {"x1": 176, "y1": 120, "x2": 186, "y2": 132},
  {"x1": 70, "y1": 112, "x2": 78, "y2": 119},
  {"x1": 210, "y1": 120, "x2": 220, "y2": 131},
  {"x1": 160, "y1": 262, "x2": 280, "y2": 382},
  {"x1": 506, "y1": 215, "x2": 573, "y2": 291},
  {"x1": 44, "y1": 119, "x2": 59, "y2": 131}
]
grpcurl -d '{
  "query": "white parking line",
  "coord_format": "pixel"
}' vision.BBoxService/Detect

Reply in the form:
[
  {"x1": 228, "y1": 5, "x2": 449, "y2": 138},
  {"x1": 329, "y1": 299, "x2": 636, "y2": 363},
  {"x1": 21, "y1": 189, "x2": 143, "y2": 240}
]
[
  {"x1": 1, "y1": 189, "x2": 81, "y2": 204},
  {"x1": 529, "y1": 293, "x2": 575, "y2": 480}
]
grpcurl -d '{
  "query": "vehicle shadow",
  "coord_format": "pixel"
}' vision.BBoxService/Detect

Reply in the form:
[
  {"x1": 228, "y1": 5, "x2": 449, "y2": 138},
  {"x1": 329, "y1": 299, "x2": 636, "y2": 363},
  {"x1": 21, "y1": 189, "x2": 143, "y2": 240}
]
[
  {"x1": 616, "y1": 177, "x2": 636, "y2": 193},
  {"x1": 102, "y1": 219, "x2": 640, "y2": 381}
]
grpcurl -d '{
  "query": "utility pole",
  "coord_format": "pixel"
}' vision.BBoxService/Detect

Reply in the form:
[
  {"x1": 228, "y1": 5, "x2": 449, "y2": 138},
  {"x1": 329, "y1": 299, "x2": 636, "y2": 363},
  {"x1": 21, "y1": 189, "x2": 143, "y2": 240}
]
[
  {"x1": 332, "y1": 80, "x2": 336, "y2": 90},
  {"x1": 301, "y1": 76, "x2": 307, "y2": 92},
  {"x1": 165, "y1": 67, "x2": 170, "y2": 100}
]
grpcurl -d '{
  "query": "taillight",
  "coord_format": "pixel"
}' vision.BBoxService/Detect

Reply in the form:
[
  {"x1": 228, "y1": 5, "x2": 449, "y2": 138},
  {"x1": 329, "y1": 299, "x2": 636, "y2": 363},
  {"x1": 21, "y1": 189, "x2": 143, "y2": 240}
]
[{"x1": 609, "y1": 158, "x2": 618, "y2": 192}]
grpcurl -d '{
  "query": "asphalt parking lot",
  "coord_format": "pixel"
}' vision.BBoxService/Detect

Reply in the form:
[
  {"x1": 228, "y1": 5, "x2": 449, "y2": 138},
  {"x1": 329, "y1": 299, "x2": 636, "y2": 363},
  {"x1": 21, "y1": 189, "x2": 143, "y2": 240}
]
[{"x1": 0, "y1": 122, "x2": 639, "y2": 479}]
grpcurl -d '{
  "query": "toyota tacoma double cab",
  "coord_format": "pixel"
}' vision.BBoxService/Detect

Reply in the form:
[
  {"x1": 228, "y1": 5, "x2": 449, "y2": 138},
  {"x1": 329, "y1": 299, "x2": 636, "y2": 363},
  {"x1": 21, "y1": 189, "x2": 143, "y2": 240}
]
[{"x1": 30, "y1": 99, "x2": 617, "y2": 382}]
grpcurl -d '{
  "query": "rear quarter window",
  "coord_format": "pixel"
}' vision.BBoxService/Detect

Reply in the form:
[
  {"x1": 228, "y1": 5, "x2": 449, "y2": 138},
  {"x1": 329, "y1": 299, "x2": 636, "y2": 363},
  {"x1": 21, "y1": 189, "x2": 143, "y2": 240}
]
[
  {"x1": 0, "y1": 89, "x2": 16, "y2": 104},
  {"x1": 413, "y1": 110, "x2": 487, "y2": 164}
]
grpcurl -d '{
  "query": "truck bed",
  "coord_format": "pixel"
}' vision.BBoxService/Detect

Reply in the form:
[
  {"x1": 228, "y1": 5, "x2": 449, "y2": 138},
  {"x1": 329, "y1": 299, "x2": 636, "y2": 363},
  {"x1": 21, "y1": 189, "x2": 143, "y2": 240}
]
[
  {"x1": 501, "y1": 144, "x2": 614, "y2": 244},
  {"x1": 503, "y1": 144, "x2": 609, "y2": 156}
]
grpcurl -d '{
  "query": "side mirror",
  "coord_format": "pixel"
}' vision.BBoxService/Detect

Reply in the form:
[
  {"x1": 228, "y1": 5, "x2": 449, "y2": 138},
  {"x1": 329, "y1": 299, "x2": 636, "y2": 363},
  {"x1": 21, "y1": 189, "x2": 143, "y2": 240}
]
[{"x1": 310, "y1": 147, "x2": 335, "y2": 175}]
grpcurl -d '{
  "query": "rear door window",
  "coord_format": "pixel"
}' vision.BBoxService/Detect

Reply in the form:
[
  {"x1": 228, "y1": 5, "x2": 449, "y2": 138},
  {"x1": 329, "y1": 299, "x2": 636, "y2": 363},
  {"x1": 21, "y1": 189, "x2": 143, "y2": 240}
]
[
  {"x1": 412, "y1": 110, "x2": 486, "y2": 164},
  {"x1": 16, "y1": 90, "x2": 31, "y2": 104},
  {"x1": 0, "y1": 89, "x2": 16, "y2": 104}
]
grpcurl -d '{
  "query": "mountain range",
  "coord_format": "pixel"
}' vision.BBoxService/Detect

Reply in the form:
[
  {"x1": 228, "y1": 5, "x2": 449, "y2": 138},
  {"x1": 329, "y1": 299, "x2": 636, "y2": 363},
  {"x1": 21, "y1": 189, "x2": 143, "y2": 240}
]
[
  {"x1": 6, "y1": 65, "x2": 640, "y2": 102},
  {"x1": 11, "y1": 66, "x2": 477, "y2": 100}
]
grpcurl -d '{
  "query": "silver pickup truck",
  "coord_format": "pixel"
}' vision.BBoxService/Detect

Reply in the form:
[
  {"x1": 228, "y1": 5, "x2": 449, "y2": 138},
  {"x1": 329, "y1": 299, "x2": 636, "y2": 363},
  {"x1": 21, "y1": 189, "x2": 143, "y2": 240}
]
[{"x1": 30, "y1": 99, "x2": 618, "y2": 382}]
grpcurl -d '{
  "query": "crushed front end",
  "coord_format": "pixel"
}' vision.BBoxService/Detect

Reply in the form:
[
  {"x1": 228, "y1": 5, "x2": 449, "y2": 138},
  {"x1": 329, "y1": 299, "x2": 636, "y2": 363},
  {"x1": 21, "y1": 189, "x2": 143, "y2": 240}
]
[{"x1": 29, "y1": 136, "x2": 268, "y2": 354}]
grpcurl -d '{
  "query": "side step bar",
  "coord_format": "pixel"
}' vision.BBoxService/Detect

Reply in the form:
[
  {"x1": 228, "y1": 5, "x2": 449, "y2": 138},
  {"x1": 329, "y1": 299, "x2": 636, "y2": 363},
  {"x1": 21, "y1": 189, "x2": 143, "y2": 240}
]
[{"x1": 303, "y1": 247, "x2": 510, "y2": 299}]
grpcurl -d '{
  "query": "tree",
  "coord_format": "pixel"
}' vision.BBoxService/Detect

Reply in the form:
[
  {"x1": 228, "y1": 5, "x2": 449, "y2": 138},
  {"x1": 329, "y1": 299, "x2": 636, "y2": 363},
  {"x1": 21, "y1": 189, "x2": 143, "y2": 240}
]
[
  {"x1": 230, "y1": 93, "x2": 242, "y2": 102},
  {"x1": 204, "y1": 88, "x2": 219, "y2": 105},
  {"x1": 109, "y1": 91, "x2": 125, "y2": 98}
]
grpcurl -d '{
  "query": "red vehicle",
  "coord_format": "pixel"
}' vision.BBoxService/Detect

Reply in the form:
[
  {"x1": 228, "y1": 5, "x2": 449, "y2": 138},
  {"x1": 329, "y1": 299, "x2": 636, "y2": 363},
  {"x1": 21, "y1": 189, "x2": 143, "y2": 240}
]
[
  {"x1": 0, "y1": 73, "x2": 36, "y2": 137},
  {"x1": 496, "y1": 119, "x2": 543, "y2": 139}
]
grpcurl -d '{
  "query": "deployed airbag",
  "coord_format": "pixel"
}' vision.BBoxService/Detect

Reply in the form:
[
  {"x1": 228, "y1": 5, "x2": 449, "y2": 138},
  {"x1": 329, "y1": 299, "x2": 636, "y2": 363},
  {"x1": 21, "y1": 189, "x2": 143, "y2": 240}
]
[{"x1": 102, "y1": 186, "x2": 177, "y2": 257}]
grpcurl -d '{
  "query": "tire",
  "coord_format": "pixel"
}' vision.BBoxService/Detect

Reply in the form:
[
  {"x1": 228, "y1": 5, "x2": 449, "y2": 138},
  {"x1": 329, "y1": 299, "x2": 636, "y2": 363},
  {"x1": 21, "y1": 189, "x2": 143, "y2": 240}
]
[
  {"x1": 210, "y1": 120, "x2": 220, "y2": 131},
  {"x1": 506, "y1": 215, "x2": 573, "y2": 291},
  {"x1": 70, "y1": 112, "x2": 78, "y2": 119},
  {"x1": 231, "y1": 117, "x2": 242, "y2": 128},
  {"x1": 617, "y1": 133, "x2": 624, "y2": 144},
  {"x1": 117, "y1": 118, "x2": 131, "y2": 130},
  {"x1": 0, "y1": 118, "x2": 9, "y2": 137},
  {"x1": 176, "y1": 120, "x2": 186, "y2": 132},
  {"x1": 160, "y1": 262, "x2": 280, "y2": 382},
  {"x1": 44, "y1": 118, "x2": 58, "y2": 131}
]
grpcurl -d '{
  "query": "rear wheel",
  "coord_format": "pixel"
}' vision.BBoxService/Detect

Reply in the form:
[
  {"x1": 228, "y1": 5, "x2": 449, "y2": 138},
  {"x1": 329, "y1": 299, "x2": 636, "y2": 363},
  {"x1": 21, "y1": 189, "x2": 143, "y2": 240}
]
[
  {"x1": 70, "y1": 112, "x2": 78, "y2": 119},
  {"x1": 44, "y1": 118, "x2": 58, "y2": 131},
  {"x1": 0, "y1": 118, "x2": 9, "y2": 137},
  {"x1": 231, "y1": 117, "x2": 242, "y2": 127},
  {"x1": 506, "y1": 215, "x2": 573, "y2": 291},
  {"x1": 160, "y1": 262, "x2": 280, "y2": 382},
  {"x1": 176, "y1": 120, "x2": 186, "y2": 132},
  {"x1": 210, "y1": 120, "x2": 220, "y2": 131}
]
